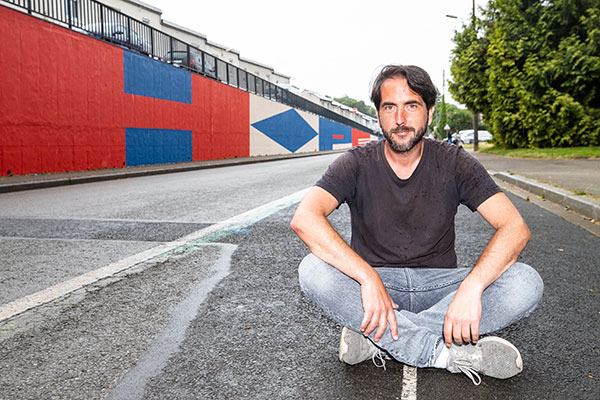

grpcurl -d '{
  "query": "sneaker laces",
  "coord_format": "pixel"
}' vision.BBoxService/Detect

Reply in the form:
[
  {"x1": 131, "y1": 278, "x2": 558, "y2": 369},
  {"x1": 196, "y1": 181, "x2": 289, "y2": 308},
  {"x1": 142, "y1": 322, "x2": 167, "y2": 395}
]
[
  {"x1": 454, "y1": 360, "x2": 482, "y2": 385},
  {"x1": 371, "y1": 349, "x2": 390, "y2": 371}
]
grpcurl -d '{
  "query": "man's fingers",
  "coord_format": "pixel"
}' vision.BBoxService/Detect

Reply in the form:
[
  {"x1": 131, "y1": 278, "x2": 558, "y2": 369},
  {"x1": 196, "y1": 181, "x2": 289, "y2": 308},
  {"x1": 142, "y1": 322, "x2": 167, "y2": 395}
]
[
  {"x1": 443, "y1": 318, "x2": 453, "y2": 347},
  {"x1": 362, "y1": 310, "x2": 399, "y2": 342},
  {"x1": 364, "y1": 315, "x2": 380, "y2": 337},
  {"x1": 373, "y1": 322, "x2": 387, "y2": 342},
  {"x1": 461, "y1": 324, "x2": 472, "y2": 344},
  {"x1": 359, "y1": 280, "x2": 399, "y2": 341},
  {"x1": 389, "y1": 311, "x2": 399, "y2": 341},
  {"x1": 471, "y1": 325, "x2": 479, "y2": 344},
  {"x1": 373, "y1": 316, "x2": 388, "y2": 342},
  {"x1": 360, "y1": 311, "x2": 372, "y2": 333},
  {"x1": 445, "y1": 319, "x2": 480, "y2": 346},
  {"x1": 452, "y1": 324, "x2": 463, "y2": 345}
]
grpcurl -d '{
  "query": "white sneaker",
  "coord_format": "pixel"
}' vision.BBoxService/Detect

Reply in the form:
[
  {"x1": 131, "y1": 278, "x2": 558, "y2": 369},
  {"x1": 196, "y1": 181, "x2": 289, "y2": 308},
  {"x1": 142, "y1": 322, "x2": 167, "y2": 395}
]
[
  {"x1": 339, "y1": 327, "x2": 388, "y2": 369},
  {"x1": 447, "y1": 336, "x2": 523, "y2": 385}
]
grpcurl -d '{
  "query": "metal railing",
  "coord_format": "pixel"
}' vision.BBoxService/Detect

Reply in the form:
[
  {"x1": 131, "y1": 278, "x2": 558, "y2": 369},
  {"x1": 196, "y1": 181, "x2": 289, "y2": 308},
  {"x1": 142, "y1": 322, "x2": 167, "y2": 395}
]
[{"x1": 2, "y1": 0, "x2": 375, "y2": 134}]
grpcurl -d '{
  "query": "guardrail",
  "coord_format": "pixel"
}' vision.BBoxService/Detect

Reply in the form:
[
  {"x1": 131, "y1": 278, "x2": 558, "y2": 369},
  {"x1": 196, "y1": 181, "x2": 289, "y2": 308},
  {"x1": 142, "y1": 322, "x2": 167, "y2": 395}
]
[{"x1": 2, "y1": 0, "x2": 375, "y2": 134}]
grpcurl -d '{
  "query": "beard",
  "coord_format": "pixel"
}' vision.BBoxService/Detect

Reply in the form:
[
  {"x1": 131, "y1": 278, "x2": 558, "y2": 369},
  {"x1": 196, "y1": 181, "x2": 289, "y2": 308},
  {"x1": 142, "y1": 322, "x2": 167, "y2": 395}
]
[{"x1": 382, "y1": 123, "x2": 427, "y2": 153}]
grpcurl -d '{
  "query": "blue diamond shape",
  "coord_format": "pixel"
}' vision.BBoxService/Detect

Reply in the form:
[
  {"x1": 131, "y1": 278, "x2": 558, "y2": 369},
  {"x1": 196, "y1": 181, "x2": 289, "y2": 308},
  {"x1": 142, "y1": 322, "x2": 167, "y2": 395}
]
[{"x1": 251, "y1": 109, "x2": 318, "y2": 153}]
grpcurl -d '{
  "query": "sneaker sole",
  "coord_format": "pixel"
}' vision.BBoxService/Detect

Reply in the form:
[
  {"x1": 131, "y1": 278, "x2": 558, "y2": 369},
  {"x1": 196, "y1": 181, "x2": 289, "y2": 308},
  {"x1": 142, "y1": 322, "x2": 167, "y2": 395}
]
[
  {"x1": 339, "y1": 326, "x2": 376, "y2": 365},
  {"x1": 338, "y1": 327, "x2": 352, "y2": 364},
  {"x1": 478, "y1": 336, "x2": 523, "y2": 379}
]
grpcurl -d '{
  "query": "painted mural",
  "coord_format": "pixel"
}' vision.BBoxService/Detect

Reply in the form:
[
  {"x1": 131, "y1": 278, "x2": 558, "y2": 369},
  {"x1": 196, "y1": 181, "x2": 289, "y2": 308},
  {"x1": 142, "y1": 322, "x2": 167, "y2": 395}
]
[{"x1": 0, "y1": 5, "x2": 373, "y2": 177}]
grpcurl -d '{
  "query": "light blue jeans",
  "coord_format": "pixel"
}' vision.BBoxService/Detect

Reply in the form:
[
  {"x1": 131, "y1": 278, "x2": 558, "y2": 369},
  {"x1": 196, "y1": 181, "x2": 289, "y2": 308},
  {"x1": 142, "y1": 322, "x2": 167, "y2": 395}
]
[{"x1": 298, "y1": 254, "x2": 543, "y2": 368}]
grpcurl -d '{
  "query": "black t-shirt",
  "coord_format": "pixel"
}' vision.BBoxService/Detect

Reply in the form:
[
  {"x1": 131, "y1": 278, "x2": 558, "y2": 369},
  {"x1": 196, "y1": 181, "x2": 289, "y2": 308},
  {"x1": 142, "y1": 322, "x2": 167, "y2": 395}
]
[{"x1": 315, "y1": 139, "x2": 501, "y2": 269}]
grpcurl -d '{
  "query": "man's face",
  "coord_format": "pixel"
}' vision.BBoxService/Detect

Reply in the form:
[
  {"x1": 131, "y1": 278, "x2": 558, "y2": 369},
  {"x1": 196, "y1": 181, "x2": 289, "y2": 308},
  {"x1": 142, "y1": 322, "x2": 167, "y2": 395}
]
[{"x1": 377, "y1": 77, "x2": 434, "y2": 153}]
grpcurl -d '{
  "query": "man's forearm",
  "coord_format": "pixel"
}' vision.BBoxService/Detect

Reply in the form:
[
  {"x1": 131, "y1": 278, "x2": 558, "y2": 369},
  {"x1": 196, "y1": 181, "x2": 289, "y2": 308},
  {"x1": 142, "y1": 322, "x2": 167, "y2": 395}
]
[
  {"x1": 290, "y1": 203, "x2": 372, "y2": 283},
  {"x1": 468, "y1": 192, "x2": 532, "y2": 290},
  {"x1": 467, "y1": 217, "x2": 531, "y2": 290}
]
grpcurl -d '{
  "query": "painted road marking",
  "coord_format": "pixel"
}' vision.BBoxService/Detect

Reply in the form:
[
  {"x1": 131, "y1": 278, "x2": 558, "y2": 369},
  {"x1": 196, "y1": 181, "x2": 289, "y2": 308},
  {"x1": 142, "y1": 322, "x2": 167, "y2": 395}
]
[
  {"x1": 401, "y1": 365, "x2": 418, "y2": 400},
  {"x1": 0, "y1": 188, "x2": 309, "y2": 322}
]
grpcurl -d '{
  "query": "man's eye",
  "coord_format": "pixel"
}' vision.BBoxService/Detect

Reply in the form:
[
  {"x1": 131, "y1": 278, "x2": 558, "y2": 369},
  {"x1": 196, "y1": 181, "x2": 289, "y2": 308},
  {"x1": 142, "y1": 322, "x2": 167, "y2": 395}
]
[{"x1": 383, "y1": 105, "x2": 395, "y2": 112}]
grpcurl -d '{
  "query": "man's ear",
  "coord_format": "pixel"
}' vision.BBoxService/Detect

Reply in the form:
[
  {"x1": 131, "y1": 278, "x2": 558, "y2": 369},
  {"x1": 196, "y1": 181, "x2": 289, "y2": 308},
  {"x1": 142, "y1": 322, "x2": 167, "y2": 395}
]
[{"x1": 427, "y1": 106, "x2": 435, "y2": 126}]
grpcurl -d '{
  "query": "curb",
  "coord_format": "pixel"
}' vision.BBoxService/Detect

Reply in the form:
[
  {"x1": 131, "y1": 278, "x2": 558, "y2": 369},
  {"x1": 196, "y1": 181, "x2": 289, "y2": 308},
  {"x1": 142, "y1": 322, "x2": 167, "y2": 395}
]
[
  {"x1": 493, "y1": 172, "x2": 599, "y2": 221},
  {"x1": 0, "y1": 151, "x2": 342, "y2": 194}
]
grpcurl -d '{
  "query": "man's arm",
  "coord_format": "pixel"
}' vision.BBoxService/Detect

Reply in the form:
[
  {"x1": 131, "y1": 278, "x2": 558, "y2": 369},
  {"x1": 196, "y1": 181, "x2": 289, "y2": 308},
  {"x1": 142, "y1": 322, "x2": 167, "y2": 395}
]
[
  {"x1": 443, "y1": 192, "x2": 531, "y2": 346},
  {"x1": 290, "y1": 186, "x2": 399, "y2": 342}
]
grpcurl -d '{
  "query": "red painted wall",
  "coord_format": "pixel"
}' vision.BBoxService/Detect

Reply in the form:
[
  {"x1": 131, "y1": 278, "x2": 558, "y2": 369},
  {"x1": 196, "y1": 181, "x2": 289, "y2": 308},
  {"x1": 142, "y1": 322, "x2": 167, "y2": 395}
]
[
  {"x1": 191, "y1": 75, "x2": 249, "y2": 161},
  {"x1": 0, "y1": 6, "x2": 126, "y2": 175},
  {"x1": 352, "y1": 129, "x2": 372, "y2": 147},
  {"x1": 0, "y1": 6, "x2": 249, "y2": 176}
]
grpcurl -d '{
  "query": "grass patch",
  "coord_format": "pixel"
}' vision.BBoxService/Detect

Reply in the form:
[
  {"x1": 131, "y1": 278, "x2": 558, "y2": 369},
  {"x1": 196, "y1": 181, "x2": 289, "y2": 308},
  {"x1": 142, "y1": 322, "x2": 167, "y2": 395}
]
[
  {"x1": 479, "y1": 145, "x2": 600, "y2": 159},
  {"x1": 461, "y1": 142, "x2": 494, "y2": 150}
]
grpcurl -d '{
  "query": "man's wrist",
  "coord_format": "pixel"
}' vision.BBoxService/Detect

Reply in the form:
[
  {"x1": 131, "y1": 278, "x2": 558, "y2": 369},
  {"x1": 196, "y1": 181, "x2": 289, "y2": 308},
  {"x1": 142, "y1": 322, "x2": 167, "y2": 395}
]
[
  {"x1": 459, "y1": 273, "x2": 486, "y2": 295},
  {"x1": 355, "y1": 264, "x2": 379, "y2": 285}
]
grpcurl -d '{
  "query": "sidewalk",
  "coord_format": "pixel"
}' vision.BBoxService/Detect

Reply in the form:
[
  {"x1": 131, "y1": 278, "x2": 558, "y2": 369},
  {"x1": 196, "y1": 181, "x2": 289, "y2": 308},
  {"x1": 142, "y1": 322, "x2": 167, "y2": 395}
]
[
  {"x1": 1, "y1": 148, "x2": 598, "y2": 222},
  {"x1": 470, "y1": 150, "x2": 600, "y2": 222}
]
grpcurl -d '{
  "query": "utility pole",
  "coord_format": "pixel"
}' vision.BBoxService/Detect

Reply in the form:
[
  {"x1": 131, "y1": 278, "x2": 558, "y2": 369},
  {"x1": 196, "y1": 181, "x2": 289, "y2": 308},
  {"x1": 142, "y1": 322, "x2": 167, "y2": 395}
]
[
  {"x1": 446, "y1": 0, "x2": 480, "y2": 150},
  {"x1": 472, "y1": 0, "x2": 479, "y2": 151}
]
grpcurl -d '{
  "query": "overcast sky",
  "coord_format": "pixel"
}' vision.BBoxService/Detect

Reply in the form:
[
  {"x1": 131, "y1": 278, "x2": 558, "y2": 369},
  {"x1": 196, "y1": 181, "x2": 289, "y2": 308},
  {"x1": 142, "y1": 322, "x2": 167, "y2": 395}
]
[{"x1": 146, "y1": 0, "x2": 487, "y2": 107}]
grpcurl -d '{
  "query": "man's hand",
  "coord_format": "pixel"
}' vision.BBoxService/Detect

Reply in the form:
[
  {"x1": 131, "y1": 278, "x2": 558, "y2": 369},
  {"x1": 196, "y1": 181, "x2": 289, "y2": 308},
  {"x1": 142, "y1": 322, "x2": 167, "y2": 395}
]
[
  {"x1": 359, "y1": 273, "x2": 399, "y2": 342},
  {"x1": 443, "y1": 281, "x2": 483, "y2": 347}
]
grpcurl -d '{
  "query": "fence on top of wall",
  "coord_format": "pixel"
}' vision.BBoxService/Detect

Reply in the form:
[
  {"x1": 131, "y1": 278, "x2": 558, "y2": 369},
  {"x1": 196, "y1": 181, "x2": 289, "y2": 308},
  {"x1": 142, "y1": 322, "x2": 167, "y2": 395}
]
[{"x1": 1, "y1": 0, "x2": 375, "y2": 135}]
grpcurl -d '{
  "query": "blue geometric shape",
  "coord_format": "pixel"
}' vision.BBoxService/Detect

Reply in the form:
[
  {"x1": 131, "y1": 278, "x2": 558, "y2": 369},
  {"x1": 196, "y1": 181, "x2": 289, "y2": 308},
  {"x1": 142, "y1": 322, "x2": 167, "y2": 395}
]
[
  {"x1": 126, "y1": 128, "x2": 192, "y2": 166},
  {"x1": 123, "y1": 50, "x2": 191, "y2": 104},
  {"x1": 319, "y1": 118, "x2": 352, "y2": 151},
  {"x1": 251, "y1": 109, "x2": 317, "y2": 153}
]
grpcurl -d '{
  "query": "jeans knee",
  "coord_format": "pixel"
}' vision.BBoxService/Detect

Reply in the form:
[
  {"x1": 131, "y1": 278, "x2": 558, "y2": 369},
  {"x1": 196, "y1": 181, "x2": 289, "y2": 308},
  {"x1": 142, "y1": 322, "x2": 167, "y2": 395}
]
[
  {"x1": 298, "y1": 253, "x2": 330, "y2": 295},
  {"x1": 506, "y1": 262, "x2": 544, "y2": 312}
]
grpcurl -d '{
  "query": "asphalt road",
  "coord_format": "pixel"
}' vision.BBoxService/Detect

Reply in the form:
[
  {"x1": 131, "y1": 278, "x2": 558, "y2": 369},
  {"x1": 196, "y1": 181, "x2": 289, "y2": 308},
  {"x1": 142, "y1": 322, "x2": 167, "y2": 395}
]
[{"x1": 0, "y1": 153, "x2": 598, "y2": 399}]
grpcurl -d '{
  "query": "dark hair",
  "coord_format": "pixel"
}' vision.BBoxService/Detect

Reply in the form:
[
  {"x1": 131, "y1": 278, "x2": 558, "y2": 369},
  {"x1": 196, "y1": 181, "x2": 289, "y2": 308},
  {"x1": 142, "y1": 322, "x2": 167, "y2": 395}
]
[{"x1": 370, "y1": 65, "x2": 439, "y2": 111}]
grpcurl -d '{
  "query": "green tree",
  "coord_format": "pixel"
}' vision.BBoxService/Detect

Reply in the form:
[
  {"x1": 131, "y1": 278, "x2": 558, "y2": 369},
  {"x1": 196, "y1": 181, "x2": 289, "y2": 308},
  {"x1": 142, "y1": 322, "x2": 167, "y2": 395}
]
[
  {"x1": 432, "y1": 103, "x2": 482, "y2": 138},
  {"x1": 435, "y1": 95, "x2": 449, "y2": 138},
  {"x1": 449, "y1": 0, "x2": 600, "y2": 148},
  {"x1": 333, "y1": 95, "x2": 377, "y2": 118},
  {"x1": 448, "y1": 105, "x2": 482, "y2": 131},
  {"x1": 448, "y1": 18, "x2": 490, "y2": 119}
]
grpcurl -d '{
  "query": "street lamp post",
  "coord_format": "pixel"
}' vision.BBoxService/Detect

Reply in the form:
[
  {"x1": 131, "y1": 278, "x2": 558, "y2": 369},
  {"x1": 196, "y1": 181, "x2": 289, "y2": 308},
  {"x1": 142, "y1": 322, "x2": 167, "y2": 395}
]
[
  {"x1": 447, "y1": 0, "x2": 479, "y2": 151},
  {"x1": 471, "y1": 0, "x2": 479, "y2": 152}
]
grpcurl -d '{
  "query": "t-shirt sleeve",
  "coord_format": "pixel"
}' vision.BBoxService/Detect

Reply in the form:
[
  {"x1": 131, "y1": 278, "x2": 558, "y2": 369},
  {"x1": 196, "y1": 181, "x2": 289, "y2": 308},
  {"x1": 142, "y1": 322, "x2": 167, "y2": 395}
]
[
  {"x1": 455, "y1": 148, "x2": 501, "y2": 211},
  {"x1": 314, "y1": 151, "x2": 358, "y2": 206}
]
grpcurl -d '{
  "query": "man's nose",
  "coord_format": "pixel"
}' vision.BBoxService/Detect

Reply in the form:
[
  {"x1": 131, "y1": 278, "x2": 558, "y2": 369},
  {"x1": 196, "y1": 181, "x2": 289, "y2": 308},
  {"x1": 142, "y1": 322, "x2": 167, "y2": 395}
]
[{"x1": 394, "y1": 108, "x2": 407, "y2": 125}]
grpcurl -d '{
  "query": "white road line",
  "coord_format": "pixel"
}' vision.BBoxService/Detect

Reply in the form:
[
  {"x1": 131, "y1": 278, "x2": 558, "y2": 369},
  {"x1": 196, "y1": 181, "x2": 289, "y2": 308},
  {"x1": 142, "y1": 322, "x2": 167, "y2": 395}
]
[
  {"x1": 0, "y1": 236, "x2": 166, "y2": 243},
  {"x1": 0, "y1": 216, "x2": 207, "y2": 224},
  {"x1": 401, "y1": 365, "x2": 418, "y2": 400},
  {"x1": 0, "y1": 188, "x2": 309, "y2": 322}
]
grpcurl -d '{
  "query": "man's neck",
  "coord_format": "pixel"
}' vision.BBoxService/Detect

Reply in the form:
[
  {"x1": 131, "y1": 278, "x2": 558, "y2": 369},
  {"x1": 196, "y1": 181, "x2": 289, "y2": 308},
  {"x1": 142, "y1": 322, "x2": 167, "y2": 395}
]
[{"x1": 383, "y1": 140, "x2": 425, "y2": 180}]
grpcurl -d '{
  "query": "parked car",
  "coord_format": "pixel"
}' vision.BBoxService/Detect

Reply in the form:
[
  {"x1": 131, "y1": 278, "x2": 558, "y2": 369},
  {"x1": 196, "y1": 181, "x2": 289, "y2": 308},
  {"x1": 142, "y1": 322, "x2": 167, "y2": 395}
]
[
  {"x1": 79, "y1": 23, "x2": 151, "y2": 55},
  {"x1": 458, "y1": 129, "x2": 492, "y2": 144}
]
